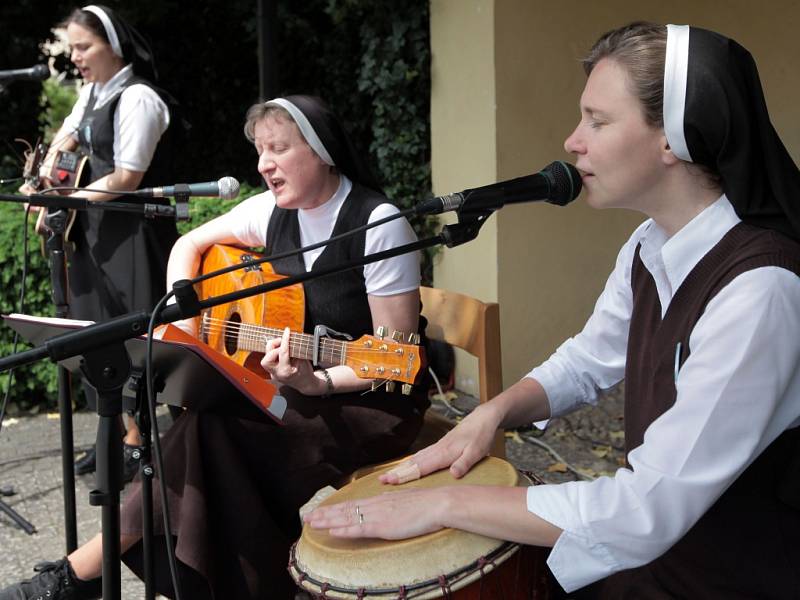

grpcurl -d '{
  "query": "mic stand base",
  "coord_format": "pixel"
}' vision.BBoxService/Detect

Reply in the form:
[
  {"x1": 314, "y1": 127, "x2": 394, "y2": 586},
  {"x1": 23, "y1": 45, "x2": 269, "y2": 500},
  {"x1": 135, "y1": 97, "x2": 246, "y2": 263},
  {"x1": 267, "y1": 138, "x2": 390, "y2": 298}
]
[
  {"x1": 125, "y1": 369, "x2": 163, "y2": 600},
  {"x1": 0, "y1": 495, "x2": 36, "y2": 535},
  {"x1": 81, "y1": 342, "x2": 132, "y2": 600}
]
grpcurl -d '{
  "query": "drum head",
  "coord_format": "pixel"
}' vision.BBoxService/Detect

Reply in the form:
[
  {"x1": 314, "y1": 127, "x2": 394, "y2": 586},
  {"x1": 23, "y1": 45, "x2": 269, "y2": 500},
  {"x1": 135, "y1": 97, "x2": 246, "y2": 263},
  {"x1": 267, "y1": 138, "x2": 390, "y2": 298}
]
[{"x1": 291, "y1": 456, "x2": 524, "y2": 598}]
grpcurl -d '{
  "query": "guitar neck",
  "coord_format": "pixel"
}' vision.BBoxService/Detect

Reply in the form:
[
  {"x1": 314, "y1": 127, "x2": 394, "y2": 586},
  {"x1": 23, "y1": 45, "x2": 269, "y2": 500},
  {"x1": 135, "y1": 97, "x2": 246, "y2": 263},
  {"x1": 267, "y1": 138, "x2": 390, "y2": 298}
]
[{"x1": 230, "y1": 322, "x2": 346, "y2": 367}]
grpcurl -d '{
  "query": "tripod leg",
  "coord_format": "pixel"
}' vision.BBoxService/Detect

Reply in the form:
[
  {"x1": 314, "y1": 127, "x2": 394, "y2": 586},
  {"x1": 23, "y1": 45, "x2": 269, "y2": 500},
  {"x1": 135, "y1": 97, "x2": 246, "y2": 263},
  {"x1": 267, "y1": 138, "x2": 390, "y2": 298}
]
[
  {"x1": 57, "y1": 364, "x2": 78, "y2": 552},
  {"x1": 0, "y1": 497, "x2": 36, "y2": 535}
]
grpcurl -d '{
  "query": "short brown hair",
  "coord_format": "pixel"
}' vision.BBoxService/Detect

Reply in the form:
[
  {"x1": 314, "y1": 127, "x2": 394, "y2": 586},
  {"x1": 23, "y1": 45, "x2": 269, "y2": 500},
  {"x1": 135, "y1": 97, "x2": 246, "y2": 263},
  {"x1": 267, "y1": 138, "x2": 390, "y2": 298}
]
[
  {"x1": 243, "y1": 103, "x2": 296, "y2": 142},
  {"x1": 583, "y1": 21, "x2": 666, "y2": 128}
]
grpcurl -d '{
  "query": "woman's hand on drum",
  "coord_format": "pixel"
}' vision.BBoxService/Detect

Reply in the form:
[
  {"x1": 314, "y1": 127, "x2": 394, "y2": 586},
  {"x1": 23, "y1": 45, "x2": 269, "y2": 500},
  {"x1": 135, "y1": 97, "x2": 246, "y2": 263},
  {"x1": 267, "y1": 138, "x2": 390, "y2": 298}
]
[
  {"x1": 260, "y1": 327, "x2": 320, "y2": 394},
  {"x1": 304, "y1": 487, "x2": 453, "y2": 540},
  {"x1": 380, "y1": 402, "x2": 504, "y2": 485}
]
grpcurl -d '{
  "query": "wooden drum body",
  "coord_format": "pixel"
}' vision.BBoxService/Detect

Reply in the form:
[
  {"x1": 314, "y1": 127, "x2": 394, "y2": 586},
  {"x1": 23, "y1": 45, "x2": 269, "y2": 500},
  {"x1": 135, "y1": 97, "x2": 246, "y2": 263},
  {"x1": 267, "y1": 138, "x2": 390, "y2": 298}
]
[{"x1": 290, "y1": 457, "x2": 553, "y2": 599}]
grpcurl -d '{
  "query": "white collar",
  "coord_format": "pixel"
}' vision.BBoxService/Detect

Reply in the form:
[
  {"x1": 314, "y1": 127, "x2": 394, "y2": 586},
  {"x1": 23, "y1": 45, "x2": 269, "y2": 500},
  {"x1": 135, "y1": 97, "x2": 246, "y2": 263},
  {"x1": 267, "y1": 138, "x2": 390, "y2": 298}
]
[
  {"x1": 90, "y1": 64, "x2": 134, "y2": 108},
  {"x1": 639, "y1": 194, "x2": 740, "y2": 297}
]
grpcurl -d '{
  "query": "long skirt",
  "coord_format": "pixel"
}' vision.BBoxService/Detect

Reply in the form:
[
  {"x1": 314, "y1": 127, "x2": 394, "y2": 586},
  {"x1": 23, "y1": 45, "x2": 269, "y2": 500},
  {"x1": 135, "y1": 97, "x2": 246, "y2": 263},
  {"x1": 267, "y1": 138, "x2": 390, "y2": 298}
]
[{"x1": 120, "y1": 386, "x2": 426, "y2": 599}]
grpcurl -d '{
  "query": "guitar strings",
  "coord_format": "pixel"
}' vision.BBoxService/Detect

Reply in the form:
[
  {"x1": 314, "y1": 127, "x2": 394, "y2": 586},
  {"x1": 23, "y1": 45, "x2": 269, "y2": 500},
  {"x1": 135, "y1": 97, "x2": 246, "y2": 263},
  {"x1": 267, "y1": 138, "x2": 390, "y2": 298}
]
[
  {"x1": 198, "y1": 317, "x2": 417, "y2": 377},
  {"x1": 200, "y1": 316, "x2": 415, "y2": 352}
]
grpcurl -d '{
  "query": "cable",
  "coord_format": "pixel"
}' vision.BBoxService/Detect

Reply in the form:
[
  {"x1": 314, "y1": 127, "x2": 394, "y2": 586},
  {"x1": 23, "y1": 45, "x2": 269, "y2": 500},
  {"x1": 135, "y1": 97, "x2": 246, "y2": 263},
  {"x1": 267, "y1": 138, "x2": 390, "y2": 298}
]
[{"x1": 145, "y1": 291, "x2": 183, "y2": 600}]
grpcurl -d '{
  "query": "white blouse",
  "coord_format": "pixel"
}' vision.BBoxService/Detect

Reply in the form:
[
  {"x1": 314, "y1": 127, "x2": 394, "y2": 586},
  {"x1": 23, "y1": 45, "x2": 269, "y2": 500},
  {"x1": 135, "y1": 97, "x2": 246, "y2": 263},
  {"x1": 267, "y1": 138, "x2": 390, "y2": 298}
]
[
  {"x1": 62, "y1": 64, "x2": 169, "y2": 173},
  {"x1": 525, "y1": 195, "x2": 800, "y2": 592},
  {"x1": 224, "y1": 175, "x2": 420, "y2": 297}
]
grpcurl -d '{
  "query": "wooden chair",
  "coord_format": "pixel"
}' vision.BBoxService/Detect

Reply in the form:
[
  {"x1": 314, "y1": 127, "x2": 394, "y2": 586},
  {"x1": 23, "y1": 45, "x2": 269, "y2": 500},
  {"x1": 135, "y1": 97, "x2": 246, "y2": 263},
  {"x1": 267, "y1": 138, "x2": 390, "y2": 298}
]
[
  {"x1": 341, "y1": 287, "x2": 504, "y2": 484},
  {"x1": 408, "y1": 286, "x2": 505, "y2": 457}
]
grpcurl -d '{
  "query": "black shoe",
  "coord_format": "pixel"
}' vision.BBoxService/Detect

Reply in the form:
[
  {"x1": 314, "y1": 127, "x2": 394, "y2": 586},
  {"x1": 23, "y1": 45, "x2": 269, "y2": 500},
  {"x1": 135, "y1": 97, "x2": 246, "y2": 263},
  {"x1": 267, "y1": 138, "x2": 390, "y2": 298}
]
[
  {"x1": 0, "y1": 557, "x2": 101, "y2": 600},
  {"x1": 74, "y1": 447, "x2": 96, "y2": 475},
  {"x1": 122, "y1": 443, "x2": 142, "y2": 484}
]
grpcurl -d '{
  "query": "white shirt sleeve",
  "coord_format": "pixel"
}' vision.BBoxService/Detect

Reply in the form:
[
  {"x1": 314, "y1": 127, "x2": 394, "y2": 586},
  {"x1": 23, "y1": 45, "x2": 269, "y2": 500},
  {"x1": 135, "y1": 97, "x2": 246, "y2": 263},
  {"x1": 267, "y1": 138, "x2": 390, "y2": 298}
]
[
  {"x1": 363, "y1": 203, "x2": 420, "y2": 296},
  {"x1": 527, "y1": 266, "x2": 800, "y2": 592},
  {"x1": 112, "y1": 83, "x2": 170, "y2": 172},
  {"x1": 222, "y1": 191, "x2": 274, "y2": 248}
]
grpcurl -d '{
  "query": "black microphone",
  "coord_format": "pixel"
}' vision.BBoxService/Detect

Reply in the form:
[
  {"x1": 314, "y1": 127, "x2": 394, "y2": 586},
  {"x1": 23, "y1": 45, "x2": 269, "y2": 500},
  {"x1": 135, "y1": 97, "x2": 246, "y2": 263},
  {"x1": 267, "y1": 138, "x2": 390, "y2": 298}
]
[
  {"x1": 133, "y1": 176, "x2": 240, "y2": 199},
  {"x1": 415, "y1": 161, "x2": 582, "y2": 215},
  {"x1": 0, "y1": 64, "x2": 50, "y2": 83}
]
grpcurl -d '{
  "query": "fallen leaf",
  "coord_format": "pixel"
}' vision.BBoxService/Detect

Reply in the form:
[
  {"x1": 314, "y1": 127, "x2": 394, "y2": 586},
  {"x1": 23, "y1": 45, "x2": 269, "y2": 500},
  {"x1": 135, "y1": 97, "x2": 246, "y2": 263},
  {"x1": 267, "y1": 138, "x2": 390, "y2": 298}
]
[
  {"x1": 505, "y1": 430, "x2": 524, "y2": 444},
  {"x1": 609, "y1": 430, "x2": 625, "y2": 441},
  {"x1": 547, "y1": 462, "x2": 568, "y2": 473},
  {"x1": 591, "y1": 445, "x2": 612, "y2": 458}
]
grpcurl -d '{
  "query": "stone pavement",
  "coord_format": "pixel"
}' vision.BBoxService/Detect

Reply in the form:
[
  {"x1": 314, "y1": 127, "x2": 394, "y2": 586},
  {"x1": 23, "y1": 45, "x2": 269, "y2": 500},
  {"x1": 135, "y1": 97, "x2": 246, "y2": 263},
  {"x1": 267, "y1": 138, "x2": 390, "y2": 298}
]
[
  {"x1": 0, "y1": 389, "x2": 625, "y2": 597},
  {"x1": 0, "y1": 408, "x2": 173, "y2": 597}
]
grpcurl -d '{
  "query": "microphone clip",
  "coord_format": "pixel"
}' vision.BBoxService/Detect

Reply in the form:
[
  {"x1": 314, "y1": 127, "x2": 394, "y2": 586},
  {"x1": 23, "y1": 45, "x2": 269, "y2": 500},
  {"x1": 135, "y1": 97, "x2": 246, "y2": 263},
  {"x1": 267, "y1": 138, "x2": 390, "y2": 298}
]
[
  {"x1": 440, "y1": 209, "x2": 493, "y2": 248},
  {"x1": 174, "y1": 192, "x2": 190, "y2": 221}
]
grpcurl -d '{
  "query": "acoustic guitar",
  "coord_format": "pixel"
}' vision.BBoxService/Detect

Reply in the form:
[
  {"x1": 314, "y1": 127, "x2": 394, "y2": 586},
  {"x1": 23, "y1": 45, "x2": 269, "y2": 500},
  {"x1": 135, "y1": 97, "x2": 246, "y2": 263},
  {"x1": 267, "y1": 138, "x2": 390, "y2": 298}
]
[
  {"x1": 198, "y1": 244, "x2": 424, "y2": 393},
  {"x1": 20, "y1": 138, "x2": 88, "y2": 246}
]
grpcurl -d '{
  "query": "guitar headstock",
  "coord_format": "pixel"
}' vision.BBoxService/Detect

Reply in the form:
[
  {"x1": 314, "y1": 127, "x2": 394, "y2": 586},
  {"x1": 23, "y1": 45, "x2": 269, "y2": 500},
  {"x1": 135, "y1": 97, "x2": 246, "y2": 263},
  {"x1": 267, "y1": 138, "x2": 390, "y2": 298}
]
[
  {"x1": 19, "y1": 138, "x2": 48, "y2": 191},
  {"x1": 345, "y1": 327, "x2": 425, "y2": 394}
]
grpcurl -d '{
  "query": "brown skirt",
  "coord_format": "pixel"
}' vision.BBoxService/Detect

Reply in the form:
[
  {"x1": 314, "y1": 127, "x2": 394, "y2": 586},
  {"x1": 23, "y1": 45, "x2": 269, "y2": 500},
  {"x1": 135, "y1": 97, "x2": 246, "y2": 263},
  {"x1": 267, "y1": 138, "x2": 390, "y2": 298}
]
[{"x1": 120, "y1": 387, "x2": 426, "y2": 599}]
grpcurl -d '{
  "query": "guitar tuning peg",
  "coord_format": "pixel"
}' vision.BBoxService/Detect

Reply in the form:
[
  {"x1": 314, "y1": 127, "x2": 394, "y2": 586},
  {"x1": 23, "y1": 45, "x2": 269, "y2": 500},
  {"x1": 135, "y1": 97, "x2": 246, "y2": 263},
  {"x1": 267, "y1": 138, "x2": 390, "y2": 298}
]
[
  {"x1": 408, "y1": 332, "x2": 420, "y2": 345},
  {"x1": 371, "y1": 380, "x2": 382, "y2": 392},
  {"x1": 385, "y1": 381, "x2": 396, "y2": 393},
  {"x1": 401, "y1": 383, "x2": 413, "y2": 395},
  {"x1": 376, "y1": 326, "x2": 387, "y2": 339},
  {"x1": 391, "y1": 330, "x2": 405, "y2": 342}
]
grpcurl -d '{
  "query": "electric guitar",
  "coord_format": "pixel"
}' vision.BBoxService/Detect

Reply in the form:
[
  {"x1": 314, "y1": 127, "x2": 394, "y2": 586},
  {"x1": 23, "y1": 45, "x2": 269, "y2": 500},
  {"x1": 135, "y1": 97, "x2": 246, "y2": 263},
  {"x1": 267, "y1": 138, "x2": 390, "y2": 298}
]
[
  {"x1": 198, "y1": 244, "x2": 424, "y2": 393},
  {"x1": 20, "y1": 138, "x2": 88, "y2": 246}
]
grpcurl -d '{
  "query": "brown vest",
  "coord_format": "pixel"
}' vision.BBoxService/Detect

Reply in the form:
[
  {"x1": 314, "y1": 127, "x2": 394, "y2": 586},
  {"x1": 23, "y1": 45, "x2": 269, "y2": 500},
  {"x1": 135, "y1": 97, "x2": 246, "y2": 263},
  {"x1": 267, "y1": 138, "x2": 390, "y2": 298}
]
[{"x1": 580, "y1": 223, "x2": 800, "y2": 599}]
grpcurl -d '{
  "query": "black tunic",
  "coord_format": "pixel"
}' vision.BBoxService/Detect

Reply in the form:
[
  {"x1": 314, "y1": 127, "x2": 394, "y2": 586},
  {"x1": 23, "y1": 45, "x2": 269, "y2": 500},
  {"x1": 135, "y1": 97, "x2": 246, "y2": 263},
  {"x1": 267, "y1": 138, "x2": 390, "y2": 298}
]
[
  {"x1": 120, "y1": 185, "x2": 428, "y2": 599},
  {"x1": 575, "y1": 223, "x2": 800, "y2": 599},
  {"x1": 69, "y1": 76, "x2": 178, "y2": 321}
]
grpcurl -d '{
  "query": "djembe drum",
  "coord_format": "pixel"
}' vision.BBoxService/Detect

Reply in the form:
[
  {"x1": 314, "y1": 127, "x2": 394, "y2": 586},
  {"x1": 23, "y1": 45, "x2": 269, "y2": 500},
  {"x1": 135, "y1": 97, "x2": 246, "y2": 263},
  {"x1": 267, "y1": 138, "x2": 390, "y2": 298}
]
[{"x1": 289, "y1": 456, "x2": 554, "y2": 599}]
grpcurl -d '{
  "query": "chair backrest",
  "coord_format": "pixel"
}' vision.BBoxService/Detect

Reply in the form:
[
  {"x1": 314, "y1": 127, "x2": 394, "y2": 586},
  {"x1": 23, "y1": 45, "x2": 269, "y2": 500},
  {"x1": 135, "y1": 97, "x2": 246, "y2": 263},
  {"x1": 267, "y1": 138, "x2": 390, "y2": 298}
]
[{"x1": 419, "y1": 286, "x2": 505, "y2": 457}]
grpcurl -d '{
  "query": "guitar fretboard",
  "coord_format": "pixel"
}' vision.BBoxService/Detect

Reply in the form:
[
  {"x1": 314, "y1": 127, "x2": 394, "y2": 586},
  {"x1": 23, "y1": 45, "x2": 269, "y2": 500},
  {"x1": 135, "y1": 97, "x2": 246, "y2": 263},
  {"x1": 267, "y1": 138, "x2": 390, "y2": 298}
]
[{"x1": 201, "y1": 316, "x2": 346, "y2": 367}]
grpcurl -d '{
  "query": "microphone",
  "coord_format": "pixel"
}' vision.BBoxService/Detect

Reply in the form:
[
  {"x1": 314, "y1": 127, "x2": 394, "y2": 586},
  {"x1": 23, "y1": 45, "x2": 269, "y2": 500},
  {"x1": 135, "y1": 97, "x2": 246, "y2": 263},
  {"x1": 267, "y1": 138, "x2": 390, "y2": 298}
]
[
  {"x1": 0, "y1": 64, "x2": 50, "y2": 83},
  {"x1": 415, "y1": 161, "x2": 582, "y2": 215},
  {"x1": 133, "y1": 176, "x2": 240, "y2": 200}
]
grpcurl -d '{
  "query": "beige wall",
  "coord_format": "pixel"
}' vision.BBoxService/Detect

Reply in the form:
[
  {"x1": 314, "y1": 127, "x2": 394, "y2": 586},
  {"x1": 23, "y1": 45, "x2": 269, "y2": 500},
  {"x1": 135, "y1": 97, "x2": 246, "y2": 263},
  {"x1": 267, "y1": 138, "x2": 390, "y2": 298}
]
[{"x1": 430, "y1": 0, "x2": 800, "y2": 393}]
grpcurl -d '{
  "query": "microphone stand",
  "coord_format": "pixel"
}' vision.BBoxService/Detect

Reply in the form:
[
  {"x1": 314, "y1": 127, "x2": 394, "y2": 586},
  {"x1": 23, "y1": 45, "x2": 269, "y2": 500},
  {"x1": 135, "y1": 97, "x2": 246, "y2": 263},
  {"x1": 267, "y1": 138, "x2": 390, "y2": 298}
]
[
  {"x1": 0, "y1": 204, "x2": 492, "y2": 600},
  {"x1": 45, "y1": 205, "x2": 79, "y2": 553},
  {"x1": 0, "y1": 191, "x2": 185, "y2": 579}
]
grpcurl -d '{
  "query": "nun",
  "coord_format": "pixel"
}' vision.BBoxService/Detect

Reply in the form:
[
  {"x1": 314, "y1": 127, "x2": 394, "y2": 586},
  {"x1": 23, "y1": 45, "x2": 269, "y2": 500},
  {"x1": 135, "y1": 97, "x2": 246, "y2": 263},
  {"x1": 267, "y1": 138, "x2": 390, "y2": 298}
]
[
  {"x1": 15, "y1": 5, "x2": 182, "y2": 484},
  {"x1": 304, "y1": 22, "x2": 800, "y2": 599},
  {"x1": 1, "y1": 95, "x2": 429, "y2": 600}
]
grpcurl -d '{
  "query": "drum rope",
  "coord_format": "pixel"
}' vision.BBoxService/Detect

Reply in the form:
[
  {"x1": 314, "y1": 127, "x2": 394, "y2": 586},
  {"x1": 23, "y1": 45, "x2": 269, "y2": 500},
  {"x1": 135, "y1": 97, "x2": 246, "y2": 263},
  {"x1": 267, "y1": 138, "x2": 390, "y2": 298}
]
[
  {"x1": 437, "y1": 575, "x2": 452, "y2": 598},
  {"x1": 289, "y1": 538, "x2": 523, "y2": 597}
]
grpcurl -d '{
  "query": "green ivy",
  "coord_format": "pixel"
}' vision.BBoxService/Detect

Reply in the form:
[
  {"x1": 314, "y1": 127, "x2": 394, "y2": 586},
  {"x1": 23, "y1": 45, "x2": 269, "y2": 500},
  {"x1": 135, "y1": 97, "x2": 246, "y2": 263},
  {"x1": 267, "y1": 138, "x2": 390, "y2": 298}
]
[
  {"x1": 0, "y1": 191, "x2": 60, "y2": 411},
  {"x1": 38, "y1": 78, "x2": 78, "y2": 144}
]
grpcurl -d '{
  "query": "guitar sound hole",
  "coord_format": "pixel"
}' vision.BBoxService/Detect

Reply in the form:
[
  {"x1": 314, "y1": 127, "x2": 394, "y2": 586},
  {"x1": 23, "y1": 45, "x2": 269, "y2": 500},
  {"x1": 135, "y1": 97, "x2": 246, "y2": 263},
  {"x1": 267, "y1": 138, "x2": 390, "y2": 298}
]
[{"x1": 225, "y1": 313, "x2": 241, "y2": 356}]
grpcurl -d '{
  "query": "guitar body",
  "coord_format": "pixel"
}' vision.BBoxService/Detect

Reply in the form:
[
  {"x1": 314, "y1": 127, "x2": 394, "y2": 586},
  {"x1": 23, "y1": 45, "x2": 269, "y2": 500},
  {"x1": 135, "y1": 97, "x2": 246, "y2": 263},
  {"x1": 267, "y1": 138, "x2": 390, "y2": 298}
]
[
  {"x1": 199, "y1": 244, "x2": 305, "y2": 375},
  {"x1": 197, "y1": 244, "x2": 423, "y2": 391},
  {"x1": 22, "y1": 141, "x2": 89, "y2": 249}
]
